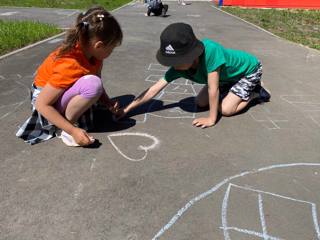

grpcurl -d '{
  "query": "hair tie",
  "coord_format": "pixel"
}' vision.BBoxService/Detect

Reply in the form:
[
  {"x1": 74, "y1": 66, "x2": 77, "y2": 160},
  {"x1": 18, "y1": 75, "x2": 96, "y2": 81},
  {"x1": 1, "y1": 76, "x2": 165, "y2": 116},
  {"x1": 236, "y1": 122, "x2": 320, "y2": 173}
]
[
  {"x1": 81, "y1": 21, "x2": 89, "y2": 28},
  {"x1": 97, "y1": 14, "x2": 104, "y2": 21}
]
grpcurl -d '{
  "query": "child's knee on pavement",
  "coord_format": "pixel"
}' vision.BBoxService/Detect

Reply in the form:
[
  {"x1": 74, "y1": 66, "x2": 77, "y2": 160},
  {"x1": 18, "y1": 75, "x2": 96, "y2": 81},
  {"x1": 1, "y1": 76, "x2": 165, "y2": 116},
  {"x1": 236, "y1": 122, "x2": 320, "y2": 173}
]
[{"x1": 220, "y1": 102, "x2": 237, "y2": 117}]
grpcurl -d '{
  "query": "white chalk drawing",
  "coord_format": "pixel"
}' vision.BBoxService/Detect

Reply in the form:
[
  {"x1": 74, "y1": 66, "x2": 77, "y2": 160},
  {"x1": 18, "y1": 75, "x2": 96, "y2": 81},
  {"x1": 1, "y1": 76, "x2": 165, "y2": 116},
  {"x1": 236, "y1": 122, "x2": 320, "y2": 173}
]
[
  {"x1": 0, "y1": 89, "x2": 16, "y2": 96},
  {"x1": 127, "y1": 233, "x2": 138, "y2": 240},
  {"x1": 281, "y1": 95, "x2": 320, "y2": 112},
  {"x1": 148, "y1": 63, "x2": 168, "y2": 72},
  {"x1": 107, "y1": 132, "x2": 160, "y2": 162},
  {"x1": 187, "y1": 14, "x2": 201, "y2": 18},
  {"x1": 145, "y1": 73, "x2": 201, "y2": 87},
  {"x1": 0, "y1": 77, "x2": 30, "y2": 121},
  {"x1": 0, "y1": 11, "x2": 18, "y2": 16},
  {"x1": 54, "y1": 10, "x2": 79, "y2": 17},
  {"x1": 145, "y1": 74, "x2": 165, "y2": 84},
  {"x1": 306, "y1": 51, "x2": 320, "y2": 63},
  {"x1": 309, "y1": 114, "x2": 320, "y2": 128},
  {"x1": 281, "y1": 95, "x2": 320, "y2": 127},
  {"x1": 163, "y1": 84, "x2": 195, "y2": 95},
  {"x1": 147, "y1": 85, "x2": 197, "y2": 119},
  {"x1": 74, "y1": 183, "x2": 83, "y2": 199},
  {"x1": 122, "y1": 64, "x2": 201, "y2": 124},
  {"x1": 48, "y1": 38, "x2": 63, "y2": 44},
  {"x1": 0, "y1": 101, "x2": 25, "y2": 120},
  {"x1": 249, "y1": 110, "x2": 289, "y2": 130},
  {"x1": 90, "y1": 158, "x2": 96, "y2": 172},
  {"x1": 147, "y1": 98, "x2": 196, "y2": 119},
  {"x1": 145, "y1": 64, "x2": 199, "y2": 119},
  {"x1": 151, "y1": 163, "x2": 320, "y2": 240},
  {"x1": 221, "y1": 184, "x2": 320, "y2": 240}
]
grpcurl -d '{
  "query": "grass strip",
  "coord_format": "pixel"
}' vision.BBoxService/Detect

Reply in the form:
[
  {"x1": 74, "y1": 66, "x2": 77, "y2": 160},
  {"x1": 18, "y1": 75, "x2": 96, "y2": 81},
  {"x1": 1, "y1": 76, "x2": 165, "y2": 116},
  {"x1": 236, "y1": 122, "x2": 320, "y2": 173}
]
[
  {"x1": 0, "y1": 0, "x2": 132, "y2": 10},
  {"x1": 0, "y1": 20, "x2": 62, "y2": 55},
  {"x1": 223, "y1": 7, "x2": 320, "y2": 50}
]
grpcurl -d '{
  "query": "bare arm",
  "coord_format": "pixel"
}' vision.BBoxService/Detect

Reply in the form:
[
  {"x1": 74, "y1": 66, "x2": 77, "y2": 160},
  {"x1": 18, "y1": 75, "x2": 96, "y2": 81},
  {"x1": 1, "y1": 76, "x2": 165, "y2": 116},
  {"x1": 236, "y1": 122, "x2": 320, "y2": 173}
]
[
  {"x1": 35, "y1": 84, "x2": 93, "y2": 145},
  {"x1": 207, "y1": 71, "x2": 220, "y2": 123},
  {"x1": 192, "y1": 70, "x2": 220, "y2": 128},
  {"x1": 123, "y1": 78, "x2": 168, "y2": 115},
  {"x1": 99, "y1": 89, "x2": 120, "y2": 113},
  {"x1": 96, "y1": 64, "x2": 121, "y2": 114}
]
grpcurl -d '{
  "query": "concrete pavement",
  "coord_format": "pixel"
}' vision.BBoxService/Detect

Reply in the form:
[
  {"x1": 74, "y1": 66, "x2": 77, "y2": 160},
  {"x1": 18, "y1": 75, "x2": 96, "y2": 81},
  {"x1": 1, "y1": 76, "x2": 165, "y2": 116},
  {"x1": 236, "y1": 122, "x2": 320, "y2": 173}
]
[{"x1": 1, "y1": 2, "x2": 320, "y2": 239}]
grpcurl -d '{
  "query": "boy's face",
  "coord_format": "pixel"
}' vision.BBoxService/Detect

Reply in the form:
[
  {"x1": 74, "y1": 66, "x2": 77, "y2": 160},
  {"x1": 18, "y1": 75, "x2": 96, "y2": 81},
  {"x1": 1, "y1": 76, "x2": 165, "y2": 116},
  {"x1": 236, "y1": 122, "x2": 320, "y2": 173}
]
[
  {"x1": 173, "y1": 57, "x2": 199, "y2": 71},
  {"x1": 173, "y1": 62, "x2": 193, "y2": 71}
]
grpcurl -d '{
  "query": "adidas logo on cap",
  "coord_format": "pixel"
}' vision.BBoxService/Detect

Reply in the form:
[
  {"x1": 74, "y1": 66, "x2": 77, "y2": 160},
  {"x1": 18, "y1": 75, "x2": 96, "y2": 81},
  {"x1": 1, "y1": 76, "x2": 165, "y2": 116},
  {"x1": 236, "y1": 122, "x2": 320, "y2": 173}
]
[{"x1": 165, "y1": 44, "x2": 175, "y2": 55}]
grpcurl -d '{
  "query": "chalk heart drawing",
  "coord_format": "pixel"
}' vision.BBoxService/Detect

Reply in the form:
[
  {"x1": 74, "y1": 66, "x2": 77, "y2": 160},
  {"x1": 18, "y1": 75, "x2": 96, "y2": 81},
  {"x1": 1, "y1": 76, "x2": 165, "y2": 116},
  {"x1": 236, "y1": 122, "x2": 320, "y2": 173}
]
[{"x1": 107, "y1": 132, "x2": 160, "y2": 162}]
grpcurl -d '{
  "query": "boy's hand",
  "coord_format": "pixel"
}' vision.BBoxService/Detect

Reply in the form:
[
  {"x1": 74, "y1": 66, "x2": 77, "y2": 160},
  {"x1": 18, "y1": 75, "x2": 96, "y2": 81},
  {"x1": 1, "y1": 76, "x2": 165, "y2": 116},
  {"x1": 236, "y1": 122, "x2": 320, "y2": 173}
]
[
  {"x1": 192, "y1": 117, "x2": 215, "y2": 129},
  {"x1": 107, "y1": 100, "x2": 120, "y2": 114},
  {"x1": 113, "y1": 107, "x2": 127, "y2": 120}
]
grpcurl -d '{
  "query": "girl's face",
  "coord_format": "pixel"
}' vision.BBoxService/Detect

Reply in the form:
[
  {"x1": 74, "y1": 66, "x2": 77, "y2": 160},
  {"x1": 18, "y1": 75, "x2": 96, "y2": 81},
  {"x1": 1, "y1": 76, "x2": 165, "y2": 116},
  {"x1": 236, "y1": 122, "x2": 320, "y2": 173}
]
[{"x1": 90, "y1": 40, "x2": 117, "y2": 60}]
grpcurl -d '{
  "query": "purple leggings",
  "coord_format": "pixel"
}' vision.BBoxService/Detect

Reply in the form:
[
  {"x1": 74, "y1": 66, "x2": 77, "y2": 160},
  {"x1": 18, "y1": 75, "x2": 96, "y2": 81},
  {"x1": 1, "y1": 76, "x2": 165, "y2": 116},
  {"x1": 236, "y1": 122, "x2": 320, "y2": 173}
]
[{"x1": 55, "y1": 75, "x2": 103, "y2": 113}]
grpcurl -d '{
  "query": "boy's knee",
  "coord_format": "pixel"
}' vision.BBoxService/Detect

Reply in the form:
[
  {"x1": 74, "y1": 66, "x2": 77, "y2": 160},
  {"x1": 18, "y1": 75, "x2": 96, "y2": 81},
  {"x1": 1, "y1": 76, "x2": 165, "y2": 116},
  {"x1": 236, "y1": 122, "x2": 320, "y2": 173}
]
[
  {"x1": 220, "y1": 104, "x2": 235, "y2": 117},
  {"x1": 80, "y1": 75, "x2": 103, "y2": 99}
]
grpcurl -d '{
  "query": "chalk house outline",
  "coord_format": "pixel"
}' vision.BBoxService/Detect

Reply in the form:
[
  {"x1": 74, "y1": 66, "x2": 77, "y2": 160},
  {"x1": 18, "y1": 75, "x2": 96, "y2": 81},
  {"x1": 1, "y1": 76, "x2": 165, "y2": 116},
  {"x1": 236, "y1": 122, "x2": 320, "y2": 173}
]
[
  {"x1": 221, "y1": 183, "x2": 320, "y2": 240},
  {"x1": 152, "y1": 163, "x2": 320, "y2": 240}
]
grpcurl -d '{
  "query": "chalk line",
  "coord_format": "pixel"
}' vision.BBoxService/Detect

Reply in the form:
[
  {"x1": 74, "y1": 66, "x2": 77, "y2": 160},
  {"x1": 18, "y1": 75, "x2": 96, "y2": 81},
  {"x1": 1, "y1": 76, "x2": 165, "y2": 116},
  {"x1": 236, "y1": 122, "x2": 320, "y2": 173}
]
[
  {"x1": 258, "y1": 194, "x2": 268, "y2": 240},
  {"x1": 0, "y1": 101, "x2": 25, "y2": 120},
  {"x1": 219, "y1": 227, "x2": 282, "y2": 240},
  {"x1": 74, "y1": 183, "x2": 83, "y2": 199},
  {"x1": 90, "y1": 158, "x2": 96, "y2": 171},
  {"x1": 223, "y1": 183, "x2": 320, "y2": 240},
  {"x1": 151, "y1": 163, "x2": 320, "y2": 240},
  {"x1": 309, "y1": 116, "x2": 320, "y2": 128},
  {"x1": 0, "y1": 11, "x2": 18, "y2": 16},
  {"x1": 221, "y1": 184, "x2": 232, "y2": 240},
  {"x1": 108, "y1": 132, "x2": 160, "y2": 162}
]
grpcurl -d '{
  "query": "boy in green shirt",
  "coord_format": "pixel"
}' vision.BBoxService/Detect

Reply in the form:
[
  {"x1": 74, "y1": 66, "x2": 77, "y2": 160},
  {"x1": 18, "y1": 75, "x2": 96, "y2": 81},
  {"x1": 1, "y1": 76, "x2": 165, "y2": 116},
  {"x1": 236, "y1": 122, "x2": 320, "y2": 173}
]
[{"x1": 117, "y1": 22, "x2": 270, "y2": 128}]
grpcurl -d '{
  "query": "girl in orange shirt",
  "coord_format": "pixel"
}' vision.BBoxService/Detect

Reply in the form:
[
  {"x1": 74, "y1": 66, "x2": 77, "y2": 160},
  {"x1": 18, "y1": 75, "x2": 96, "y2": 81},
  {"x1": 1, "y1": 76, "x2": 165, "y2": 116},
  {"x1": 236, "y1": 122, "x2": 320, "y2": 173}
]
[{"x1": 17, "y1": 6, "x2": 123, "y2": 146}]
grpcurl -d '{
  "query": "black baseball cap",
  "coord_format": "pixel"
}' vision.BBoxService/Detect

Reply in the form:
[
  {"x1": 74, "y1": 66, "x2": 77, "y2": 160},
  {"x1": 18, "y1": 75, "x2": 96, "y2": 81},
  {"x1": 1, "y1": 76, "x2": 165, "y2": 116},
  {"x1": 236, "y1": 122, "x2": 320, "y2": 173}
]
[{"x1": 156, "y1": 23, "x2": 204, "y2": 66}]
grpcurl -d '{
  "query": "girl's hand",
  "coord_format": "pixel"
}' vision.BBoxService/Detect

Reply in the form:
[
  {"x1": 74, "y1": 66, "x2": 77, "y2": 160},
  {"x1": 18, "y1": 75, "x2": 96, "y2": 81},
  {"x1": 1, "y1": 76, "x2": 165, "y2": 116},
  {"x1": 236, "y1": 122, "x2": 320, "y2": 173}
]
[
  {"x1": 107, "y1": 100, "x2": 120, "y2": 114},
  {"x1": 192, "y1": 117, "x2": 215, "y2": 129},
  {"x1": 71, "y1": 127, "x2": 94, "y2": 146},
  {"x1": 113, "y1": 107, "x2": 127, "y2": 120}
]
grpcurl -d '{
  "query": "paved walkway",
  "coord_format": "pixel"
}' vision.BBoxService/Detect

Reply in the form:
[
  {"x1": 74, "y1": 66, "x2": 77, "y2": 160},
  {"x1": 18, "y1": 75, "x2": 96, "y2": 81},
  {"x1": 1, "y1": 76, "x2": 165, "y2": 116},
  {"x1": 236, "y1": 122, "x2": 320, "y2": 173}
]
[
  {"x1": 1, "y1": 2, "x2": 320, "y2": 240},
  {"x1": 0, "y1": 7, "x2": 80, "y2": 28}
]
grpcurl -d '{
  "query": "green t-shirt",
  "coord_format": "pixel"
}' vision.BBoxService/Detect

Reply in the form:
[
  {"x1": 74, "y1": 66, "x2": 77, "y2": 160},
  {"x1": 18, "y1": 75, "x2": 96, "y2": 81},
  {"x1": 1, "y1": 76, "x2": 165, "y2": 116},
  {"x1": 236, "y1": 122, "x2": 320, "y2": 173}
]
[{"x1": 164, "y1": 38, "x2": 259, "y2": 85}]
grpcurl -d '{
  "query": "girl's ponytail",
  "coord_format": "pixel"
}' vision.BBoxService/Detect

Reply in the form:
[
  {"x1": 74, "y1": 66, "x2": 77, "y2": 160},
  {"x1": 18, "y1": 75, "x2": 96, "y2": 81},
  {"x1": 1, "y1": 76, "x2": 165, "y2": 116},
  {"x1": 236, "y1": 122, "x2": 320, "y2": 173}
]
[{"x1": 58, "y1": 6, "x2": 122, "y2": 57}]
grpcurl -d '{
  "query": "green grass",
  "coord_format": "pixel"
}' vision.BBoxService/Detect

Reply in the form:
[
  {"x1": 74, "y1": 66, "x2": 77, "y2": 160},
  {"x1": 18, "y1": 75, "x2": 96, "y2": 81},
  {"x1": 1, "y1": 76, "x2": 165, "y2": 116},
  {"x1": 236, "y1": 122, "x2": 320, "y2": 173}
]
[
  {"x1": 0, "y1": 20, "x2": 62, "y2": 55},
  {"x1": 0, "y1": 0, "x2": 131, "y2": 55},
  {"x1": 223, "y1": 7, "x2": 320, "y2": 50},
  {"x1": 0, "y1": 0, "x2": 132, "y2": 10}
]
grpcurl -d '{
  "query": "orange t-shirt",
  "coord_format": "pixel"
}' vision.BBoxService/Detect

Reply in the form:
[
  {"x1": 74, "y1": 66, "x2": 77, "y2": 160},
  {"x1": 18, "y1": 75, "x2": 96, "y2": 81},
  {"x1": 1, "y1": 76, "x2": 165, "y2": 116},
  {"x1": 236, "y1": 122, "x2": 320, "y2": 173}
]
[{"x1": 34, "y1": 44, "x2": 102, "y2": 89}]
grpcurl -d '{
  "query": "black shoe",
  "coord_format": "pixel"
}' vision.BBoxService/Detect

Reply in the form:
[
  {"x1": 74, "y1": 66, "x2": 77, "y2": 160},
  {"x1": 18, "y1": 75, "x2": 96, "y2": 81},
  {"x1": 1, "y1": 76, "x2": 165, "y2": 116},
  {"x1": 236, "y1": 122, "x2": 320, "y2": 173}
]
[{"x1": 254, "y1": 84, "x2": 271, "y2": 102}]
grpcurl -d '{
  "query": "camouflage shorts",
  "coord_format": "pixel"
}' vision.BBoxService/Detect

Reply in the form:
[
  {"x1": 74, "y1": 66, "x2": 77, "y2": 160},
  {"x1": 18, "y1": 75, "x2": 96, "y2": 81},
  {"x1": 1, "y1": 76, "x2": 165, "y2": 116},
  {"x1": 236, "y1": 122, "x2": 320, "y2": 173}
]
[{"x1": 230, "y1": 62, "x2": 263, "y2": 101}]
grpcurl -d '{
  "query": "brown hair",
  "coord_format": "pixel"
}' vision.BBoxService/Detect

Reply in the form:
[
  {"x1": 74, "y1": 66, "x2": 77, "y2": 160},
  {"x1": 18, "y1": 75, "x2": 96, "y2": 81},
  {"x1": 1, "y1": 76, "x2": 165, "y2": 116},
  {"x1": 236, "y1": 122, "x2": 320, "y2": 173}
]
[{"x1": 58, "y1": 6, "x2": 123, "y2": 56}]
